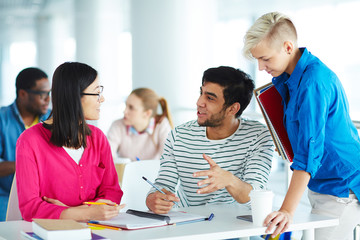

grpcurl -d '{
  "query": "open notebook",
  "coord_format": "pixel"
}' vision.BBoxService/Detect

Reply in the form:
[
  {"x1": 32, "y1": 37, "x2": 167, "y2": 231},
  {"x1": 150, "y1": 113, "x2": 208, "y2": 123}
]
[{"x1": 95, "y1": 209, "x2": 208, "y2": 230}]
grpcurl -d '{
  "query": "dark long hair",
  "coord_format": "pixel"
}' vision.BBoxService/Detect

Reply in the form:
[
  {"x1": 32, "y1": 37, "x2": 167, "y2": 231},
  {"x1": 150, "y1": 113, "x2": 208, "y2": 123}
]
[{"x1": 48, "y1": 62, "x2": 98, "y2": 148}]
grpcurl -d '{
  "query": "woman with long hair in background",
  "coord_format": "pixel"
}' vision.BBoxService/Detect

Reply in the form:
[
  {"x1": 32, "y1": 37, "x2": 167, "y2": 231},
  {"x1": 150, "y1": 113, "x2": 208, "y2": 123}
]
[{"x1": 107, "y1": 88, "x2": 173, "y2": 161}]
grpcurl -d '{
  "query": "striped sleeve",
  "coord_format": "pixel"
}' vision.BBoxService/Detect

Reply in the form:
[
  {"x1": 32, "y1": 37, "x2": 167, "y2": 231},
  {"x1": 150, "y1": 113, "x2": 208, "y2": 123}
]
[
  {"x1": 147, "y1": 128, "x2": 181, "y2": 200},
  {"x1": 240, "y1": 123, "x2": 273, "y2": 190}
]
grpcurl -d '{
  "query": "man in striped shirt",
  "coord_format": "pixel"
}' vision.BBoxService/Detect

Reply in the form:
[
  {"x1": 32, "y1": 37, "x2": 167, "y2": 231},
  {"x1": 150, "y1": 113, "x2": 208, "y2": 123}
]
[{"x1": 146, "y1": 66, "x2": 274, "y2": 214}]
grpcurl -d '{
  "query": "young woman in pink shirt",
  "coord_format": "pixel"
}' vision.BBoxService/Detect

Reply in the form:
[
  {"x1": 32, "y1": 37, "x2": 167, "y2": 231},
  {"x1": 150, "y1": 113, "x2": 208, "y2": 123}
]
[
  {"x1": 16, "y1": 62, "x2": 123, "y2": 222},
  {"x1": 107, "y1": 88, "x2": 173, "y2": 161}
]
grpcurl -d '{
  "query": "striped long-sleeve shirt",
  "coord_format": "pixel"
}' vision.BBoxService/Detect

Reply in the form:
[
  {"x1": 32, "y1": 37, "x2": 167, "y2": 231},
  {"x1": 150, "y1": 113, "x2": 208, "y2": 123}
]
[{"x1": 150, "y1": 118, "x2": 274, "y2": 207}]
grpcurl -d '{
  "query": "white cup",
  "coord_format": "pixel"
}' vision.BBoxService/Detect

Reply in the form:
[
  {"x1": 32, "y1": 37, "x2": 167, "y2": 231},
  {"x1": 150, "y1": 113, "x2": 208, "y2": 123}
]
[{"x1": 249, "y1": 189, "x2": 274, "y2": 226}]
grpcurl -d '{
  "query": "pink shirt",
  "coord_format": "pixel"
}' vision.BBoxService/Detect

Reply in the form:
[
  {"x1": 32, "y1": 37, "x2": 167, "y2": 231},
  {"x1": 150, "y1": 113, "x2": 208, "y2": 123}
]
[
  {"x1": 16, "y1": 123, "x2": 123, "y2": 221},
  {"x1": 107, "y1": 118, "x2": 171, "y2": 161}
]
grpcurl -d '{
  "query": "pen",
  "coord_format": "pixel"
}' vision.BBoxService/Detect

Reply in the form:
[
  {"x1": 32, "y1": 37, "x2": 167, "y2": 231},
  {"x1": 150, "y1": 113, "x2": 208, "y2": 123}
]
[
  {"x1": 206, "y1": 213, "x2": 215, "y2": 221},
  {"x1": 87, "y1": 221, "x2": 122, "y2": 231},
  {"x1": 83, "y1": 202, "x2": 118, "y2": 206},
  {"x1": 142, "y1": 176, "x2": 179, "y2": 207},
  {"x1": 176, "y1": 213, "x2": 214, "y2": 226}
]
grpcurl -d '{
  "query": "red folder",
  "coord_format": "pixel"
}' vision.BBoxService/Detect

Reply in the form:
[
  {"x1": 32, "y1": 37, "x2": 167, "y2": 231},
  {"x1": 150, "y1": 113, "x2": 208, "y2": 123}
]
[{"x1": 254, "y1": 83, "x2": 294, "y2": 162}]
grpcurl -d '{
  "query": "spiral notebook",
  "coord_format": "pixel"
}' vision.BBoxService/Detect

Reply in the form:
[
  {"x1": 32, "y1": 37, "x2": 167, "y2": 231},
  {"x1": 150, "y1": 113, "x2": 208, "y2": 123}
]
[{"x1": 96, "y1": 209, "x2": 208, "y2": 230}]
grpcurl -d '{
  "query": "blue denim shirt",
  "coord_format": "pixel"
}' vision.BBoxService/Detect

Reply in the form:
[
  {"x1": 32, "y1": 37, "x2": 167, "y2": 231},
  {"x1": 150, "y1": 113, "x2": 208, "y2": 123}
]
[
  {"x1": 273, "y1": 48, "x2": 360, "y2": 199},
  {"x1": 0, "y1": 101, "x2": 51, "y2": 214}
]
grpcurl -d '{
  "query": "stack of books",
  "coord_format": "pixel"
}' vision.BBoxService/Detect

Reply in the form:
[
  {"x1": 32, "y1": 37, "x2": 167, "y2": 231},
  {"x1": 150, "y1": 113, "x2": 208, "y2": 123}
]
[{"x1": 21, "y1": 219, "x2": 107, "y2": 240}]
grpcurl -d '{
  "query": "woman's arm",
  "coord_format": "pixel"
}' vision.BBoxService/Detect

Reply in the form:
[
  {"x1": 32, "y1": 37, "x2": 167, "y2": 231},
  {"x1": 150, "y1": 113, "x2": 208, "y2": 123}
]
[
  {"x1": 264, "y1": 170, "x2": 310, "y2": 237},
  {"x1": 60, "y1": 204, "x2": 120, "y2": 222},
  {"x1": 44, "y1": 196, "x2": 122, "y2": 222}
]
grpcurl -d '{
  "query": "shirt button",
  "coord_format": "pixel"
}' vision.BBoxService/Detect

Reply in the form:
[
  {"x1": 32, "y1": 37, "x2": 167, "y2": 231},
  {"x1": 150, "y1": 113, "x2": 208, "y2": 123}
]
[
  {"x1": 80, "y1": 164, "x2": 83, "y2": 167},
  {"x1": 80, "y1": 186, "x2": 83, "y2": 189}
]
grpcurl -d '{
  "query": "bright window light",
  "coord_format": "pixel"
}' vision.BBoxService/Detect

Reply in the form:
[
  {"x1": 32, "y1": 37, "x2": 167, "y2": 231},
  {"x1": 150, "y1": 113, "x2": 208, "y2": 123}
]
[{"x1": 9, "y1": 42, "x2": 36, "y2": 66}]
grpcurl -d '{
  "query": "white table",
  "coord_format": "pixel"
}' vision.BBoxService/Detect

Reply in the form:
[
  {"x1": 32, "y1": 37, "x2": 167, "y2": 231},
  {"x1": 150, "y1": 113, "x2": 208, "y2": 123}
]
[{"x1": 0, "y1": 204, "x2": 338, "y2": 240}]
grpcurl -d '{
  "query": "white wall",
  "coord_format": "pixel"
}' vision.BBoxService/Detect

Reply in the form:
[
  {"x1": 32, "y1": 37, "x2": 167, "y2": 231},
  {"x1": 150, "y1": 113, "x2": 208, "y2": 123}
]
[{"x1": 1, "y1": 0, "x2": 360, "y2": 131}]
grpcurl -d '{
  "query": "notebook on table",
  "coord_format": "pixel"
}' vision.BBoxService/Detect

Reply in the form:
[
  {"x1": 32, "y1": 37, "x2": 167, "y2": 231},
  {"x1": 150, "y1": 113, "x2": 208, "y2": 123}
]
[{"x1": 95, "y1": 209, "x2": 208, "y2": 230}]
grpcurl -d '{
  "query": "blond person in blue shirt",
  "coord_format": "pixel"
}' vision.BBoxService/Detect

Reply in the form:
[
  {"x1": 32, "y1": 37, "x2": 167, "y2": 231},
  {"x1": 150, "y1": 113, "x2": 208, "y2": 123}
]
[{"x1": 244, "y1": 12, "x2": 360, "y2": 240}]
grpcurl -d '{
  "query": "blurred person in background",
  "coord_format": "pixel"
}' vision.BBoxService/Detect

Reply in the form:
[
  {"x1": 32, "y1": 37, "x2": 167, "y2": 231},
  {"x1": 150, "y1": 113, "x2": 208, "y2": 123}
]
[
  {"x1": 0, "y1": 67, "x2": 51, "y2": 221},
  {"x1": 107, "y1": 88, "x2": 173, "y2": 161}
]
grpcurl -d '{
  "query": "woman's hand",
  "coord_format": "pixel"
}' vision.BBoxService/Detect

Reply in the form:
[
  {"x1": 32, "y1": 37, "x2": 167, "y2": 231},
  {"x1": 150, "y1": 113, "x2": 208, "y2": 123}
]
[
  {"x1": 263, "y1": 210, "x2": 293, "y2": 238},
  {"x1": 85, "y1": 202, "x2": 125, "y2": 221},
  {"x1": 264, "y1": 170, "x2": 310, "y2": 237},
  {"x1": 57, "y1": 198, "x2": 125, "y2": 222},
  {"x1": 94, "y1": 198, "x2": 119, "y2": 206}
]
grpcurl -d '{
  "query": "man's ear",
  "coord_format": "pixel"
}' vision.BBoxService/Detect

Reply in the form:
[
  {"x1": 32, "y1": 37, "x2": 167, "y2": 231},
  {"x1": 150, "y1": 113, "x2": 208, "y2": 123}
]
[
  {"x1": 17, "y1": 89, "x2": 27, "y2": 100},
  {"x1": 283, "y1": 41, "x2": 294, "y2": 55},
  {"x1": 227, "y1": 102, "x2": 240, "y2": 116}
]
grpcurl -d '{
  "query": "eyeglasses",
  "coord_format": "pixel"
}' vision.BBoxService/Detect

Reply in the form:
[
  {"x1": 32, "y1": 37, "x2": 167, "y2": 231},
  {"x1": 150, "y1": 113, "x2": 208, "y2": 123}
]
[
  {"x1": 25, "y1": 89, "x2": 51, "y2": 100},
  {"x1": 81, "y1": 85, "x2": 104, "y2": 102}
]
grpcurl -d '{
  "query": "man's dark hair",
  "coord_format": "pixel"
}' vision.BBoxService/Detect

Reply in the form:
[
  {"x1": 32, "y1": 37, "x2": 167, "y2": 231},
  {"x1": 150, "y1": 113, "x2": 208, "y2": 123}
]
[
  {"x1": 47, "y1": 62, "x2": 97, "y2": 148},
  {"x1": 15, "y1": 67, "x2": 48, "y2": 98},
  {"x1": 202, "y1": 66, "x2": 255, "y2": 117}
]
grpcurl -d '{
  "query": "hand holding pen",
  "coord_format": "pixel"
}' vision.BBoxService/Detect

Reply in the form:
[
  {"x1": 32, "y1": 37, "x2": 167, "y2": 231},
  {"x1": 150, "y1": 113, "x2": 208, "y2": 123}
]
[{"x1": 143, "y1": 176, "x2": 180, "y2": 214}]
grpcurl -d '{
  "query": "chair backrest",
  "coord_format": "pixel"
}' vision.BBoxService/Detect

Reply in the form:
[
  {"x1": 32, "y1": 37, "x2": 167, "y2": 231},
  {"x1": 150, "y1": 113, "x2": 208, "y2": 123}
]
[
  {"x1": 6, "y1": 175, "x2": 22, "y2": 221},
  {"x1": 120, "y1": 160, "x2": 160, "y2": 211}
]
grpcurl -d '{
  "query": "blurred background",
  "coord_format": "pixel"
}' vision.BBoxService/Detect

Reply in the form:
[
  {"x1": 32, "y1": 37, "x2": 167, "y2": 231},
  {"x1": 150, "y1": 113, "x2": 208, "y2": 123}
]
[
  {"x1": 2, "y1": 1, "x2": 360, "y2": 223},
  {"x1": 0, "y1": 0, "x2": 359, "y2": 133}
]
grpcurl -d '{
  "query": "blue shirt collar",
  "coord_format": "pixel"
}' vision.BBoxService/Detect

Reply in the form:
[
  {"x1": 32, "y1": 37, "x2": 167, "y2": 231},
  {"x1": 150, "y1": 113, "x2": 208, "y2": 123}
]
[
  {"x1": 286, "y1": 48, "x2": 309, "y2": 92},
  {"x1": 273, "y1": 48, "x2": 310, "y2": 99},
  {"x1": 10, "y1": 101, "x2": 25, "y2": 125},
  {"x1": 10, "y1": 100, "x2": 51, "y2": 124}
]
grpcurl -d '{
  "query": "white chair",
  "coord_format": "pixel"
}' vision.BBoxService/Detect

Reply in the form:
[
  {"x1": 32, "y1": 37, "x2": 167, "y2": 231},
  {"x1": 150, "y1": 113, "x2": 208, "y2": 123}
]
[
  {"x1": 6, "y1": 175, "x2": 22, "y2": 221},
  {"x1": 119, "y1": 160, "x2": 160, "y2": 211}
]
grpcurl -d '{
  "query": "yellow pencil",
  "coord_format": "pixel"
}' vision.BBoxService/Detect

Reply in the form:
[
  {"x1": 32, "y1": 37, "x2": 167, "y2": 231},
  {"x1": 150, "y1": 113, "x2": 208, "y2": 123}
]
[
  {"x1": 87, "y1": 222, "x2": 122, "y2": 231},
  {"x1": 83, "y1": 201, "x2": 118, "y2": 206},
  {"x1": 83, "y1": 202, "x2": 107, "y2": 205}
]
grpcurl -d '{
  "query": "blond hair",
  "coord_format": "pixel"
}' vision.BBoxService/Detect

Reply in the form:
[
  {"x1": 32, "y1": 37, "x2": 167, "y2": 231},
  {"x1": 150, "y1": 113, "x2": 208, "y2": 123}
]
[
  {"x1": 243, "y1": 12, "x2": 298, "y2": 59},
  {"x1": 131, "y1": 88, "x2": 174, "y2": 128}
]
